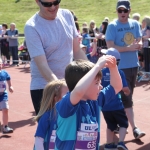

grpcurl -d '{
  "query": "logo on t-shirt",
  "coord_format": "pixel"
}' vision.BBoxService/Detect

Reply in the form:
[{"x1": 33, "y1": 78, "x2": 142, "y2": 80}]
[
  {"x1": 0, "y1": 81, "x2": 6, "y2": 95},
  {"x1": 123, "y1": 32, "x2": 134, "y2": 45}
]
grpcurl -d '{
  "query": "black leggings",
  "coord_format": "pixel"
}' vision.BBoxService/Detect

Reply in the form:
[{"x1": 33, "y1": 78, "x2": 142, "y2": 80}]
[
  {"x1": 1, "y1": 45, "x2": 10, "y2": 63},
  {"x1": 144, "y1": 48, "x2": 150, "y2": 72},
  {"x1": 30, "y1": 89, "x2": 43, "y2": 115}
]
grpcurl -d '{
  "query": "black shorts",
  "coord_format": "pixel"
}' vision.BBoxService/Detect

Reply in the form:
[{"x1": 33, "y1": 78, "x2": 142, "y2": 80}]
[
  {"x1": 102, "y1": 109, "x2": 128, "y2": 131},
  {"x1": 120, "y1": 67, "x2": 138, "y2": 108}
]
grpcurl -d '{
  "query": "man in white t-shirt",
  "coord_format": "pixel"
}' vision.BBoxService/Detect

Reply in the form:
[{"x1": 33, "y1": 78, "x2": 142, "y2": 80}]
[{"x1": 24, "y1": 0, "x2": 87, "y2": 115}]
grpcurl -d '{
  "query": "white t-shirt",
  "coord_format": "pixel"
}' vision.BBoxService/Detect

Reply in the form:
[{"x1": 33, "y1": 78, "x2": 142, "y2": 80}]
[{"x1": 24, "y1": 9, "x2": 78, "y2": 90}]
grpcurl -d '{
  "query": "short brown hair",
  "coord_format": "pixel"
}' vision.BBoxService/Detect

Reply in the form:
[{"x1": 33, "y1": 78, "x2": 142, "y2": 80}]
[{"x1": 65, "y1": 59, "x2": 102, "y2": 91}]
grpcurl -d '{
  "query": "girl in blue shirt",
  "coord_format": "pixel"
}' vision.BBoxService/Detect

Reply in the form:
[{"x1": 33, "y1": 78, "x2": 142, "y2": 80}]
[{"x1": 34, "y1": 79, "x2": 68, "y2": 150}]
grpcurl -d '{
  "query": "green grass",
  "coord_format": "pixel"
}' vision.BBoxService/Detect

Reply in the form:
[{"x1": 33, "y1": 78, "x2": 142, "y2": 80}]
[{"x1": 0, "y1": 0, "x2": 150, "y2": 34}]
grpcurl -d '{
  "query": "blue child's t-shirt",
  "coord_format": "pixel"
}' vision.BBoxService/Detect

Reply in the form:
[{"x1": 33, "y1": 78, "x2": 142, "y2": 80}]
[
  {"x1": 34, "y1": 110, "x2": 57, "y2": 150},
  {"x1": 101, "y1": 68, "x2": 127, "y2": 111},
  {"x1": 82, "y1": 33, "x2": 91, "y2": 49},
  {"x1": 0, "y1": 70, "x2": 10, "y2": 102},
  {"x1": 55, "y1": 85, "x2": 115, "y2": 150}
]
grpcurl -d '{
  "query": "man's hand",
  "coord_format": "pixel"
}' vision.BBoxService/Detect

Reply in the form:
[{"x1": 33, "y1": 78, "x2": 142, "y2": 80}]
[{"x1": 129, "y1": 39, "x2": 142, "y2": 51}]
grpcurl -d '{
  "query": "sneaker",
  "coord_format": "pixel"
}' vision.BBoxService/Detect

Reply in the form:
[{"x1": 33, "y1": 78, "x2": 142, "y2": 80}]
[
  {"x1": 133, "y1": 127, "x2": 146, "y2": 139},
  {"x1": 3, "y1": 125, "x2": 13, "y2": 134},
  {"x1": 16, "y1": 64, "x2": 19, "y2": 67},
  {"x1": 141, "y1": 76, "x2": 150, "y2": 81},
  {"x1": 114, "y1": 126, "x2": 128, "y2": 134},
  {"x1": 117, "y1": 141, "x2": 128, "y2": 150},
  {"x1": 104, "y1": 143, "x2": 117, "y2": 150}
]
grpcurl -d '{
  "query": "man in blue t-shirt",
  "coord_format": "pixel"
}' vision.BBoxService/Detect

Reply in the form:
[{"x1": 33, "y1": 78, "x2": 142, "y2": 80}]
[
  {"x1": 101, "y1": 48, "x2": 130, "y2": 150},
  {"x1": 105, "y1": 0, "x2": 145, "y2": 139},
  {"x1": 55, "y1": 55, "x2": 122, "y2": 150}
]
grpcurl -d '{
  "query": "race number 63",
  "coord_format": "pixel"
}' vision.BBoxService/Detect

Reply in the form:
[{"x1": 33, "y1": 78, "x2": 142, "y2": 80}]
[{"x1": 87, "y1": 140, "x2": 96, "y2": 149}]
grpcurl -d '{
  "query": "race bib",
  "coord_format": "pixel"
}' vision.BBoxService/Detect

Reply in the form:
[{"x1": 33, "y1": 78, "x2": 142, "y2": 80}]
[
  {"x1": 75, "y1": 123, "x2": 98, "y2": 150},
  {"x1": 49, "y1": 130, "x2": 56, "y2": 150},
  {"x1": 75, "y1": 131, "x2": 97, "y2": 150},
  {"x1": 0, "y1": 81, "x2": 6, "y2": 94}
]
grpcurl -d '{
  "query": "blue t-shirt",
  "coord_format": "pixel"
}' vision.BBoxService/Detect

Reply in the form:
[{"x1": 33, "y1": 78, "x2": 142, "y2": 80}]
[
  {"x1": 55, "y1": 85, "x2": 115, "y2": 150},
  {"x1": 101, "y1": 68, "x2": 127, "y2": 111},
  {"x1": 0, "y1": 70, "x2": 10, "y2": 102},
  {"x1": 86, "y1": 53, "x2": 91, "y2": 60},
  {"x1": 105, "y1": 19, "x2": 142, "y2": 69},
  {"x1": 34, "y1": 110, "x2": 57, "y2": 150},
  {"x1": 82, "y1": 33, "x2": 91, "y2": 48}
]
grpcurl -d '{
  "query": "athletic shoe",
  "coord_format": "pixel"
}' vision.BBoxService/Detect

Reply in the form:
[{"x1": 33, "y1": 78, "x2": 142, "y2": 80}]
[
  {"x1": 104, "y1": 143, "x2": 117, "y2": 150},
  {"x1": 141, "y1": 76, "x2": 150, "y2": 81},
  {"x1": 3, "y1": 126, "x2": 13, "y2": 134},
  {"x1": 117, "y1": 141, "x2": 128, "y2": 150},
  {"x1": 114, "y1": 126, "x2": 128, "y2": 134},
  {"x1": 16, "y1": 64, "x2": 19, "y2": 67},
  {"x1": 133, "y1": 127, "x2": 146, "y2": 139}
]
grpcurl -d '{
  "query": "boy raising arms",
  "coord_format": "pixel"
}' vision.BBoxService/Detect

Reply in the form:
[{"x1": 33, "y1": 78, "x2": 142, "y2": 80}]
[{"x1": 55, "y1": 55, "x2": 122, "y2": 150}]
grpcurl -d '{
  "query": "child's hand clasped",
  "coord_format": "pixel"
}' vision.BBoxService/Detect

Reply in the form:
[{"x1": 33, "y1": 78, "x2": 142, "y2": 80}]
[{"x1": 96, "y1": 55, "x2": 116, "y2": 68}]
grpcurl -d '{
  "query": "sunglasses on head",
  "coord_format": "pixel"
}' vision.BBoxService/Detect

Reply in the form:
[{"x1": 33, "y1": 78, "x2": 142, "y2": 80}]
[
  {"x1": 39, "y1": 0, "x2": 61, "y2": 7},
  {"x1": 117, "y1": 9, "x2": 129, "y2": 13}
]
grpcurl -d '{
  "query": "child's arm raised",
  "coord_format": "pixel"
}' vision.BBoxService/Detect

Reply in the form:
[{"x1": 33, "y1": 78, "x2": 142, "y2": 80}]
[
  {"x1": 90, "y1": 38, "x2": 97, "y2": 57},
  {"x1": 107, "y1": 59, "x2": 122, "y2": 94},
  {"x1": 70, "y1": 55, "x2": 115, "y2": 105}
]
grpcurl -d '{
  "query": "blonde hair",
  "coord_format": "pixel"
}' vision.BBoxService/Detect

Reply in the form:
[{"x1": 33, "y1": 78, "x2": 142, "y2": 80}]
[
  {"x1": 34, "y1": 79, "x2": 66, "y2": 121},
  {"x1": 10, "y1": 23, "x2": 16, "y2": 27},
  {"x1": 142, "y1": 16, "x2": 150, "y2": 27},
  {"x1": 132, "y1": 13, "x2": 140, "y2": 21},
  {"x1": 89, "y1": 20, "x2": 96, "y2": 31},
  {"x1": 82, "y1": 22, "x2": 88, "y2": 27}
]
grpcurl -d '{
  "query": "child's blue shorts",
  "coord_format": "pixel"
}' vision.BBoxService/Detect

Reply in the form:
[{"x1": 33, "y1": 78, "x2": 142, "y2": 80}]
[{"x1": 102, "y1": 109, "x2": 128, "y2": 131}]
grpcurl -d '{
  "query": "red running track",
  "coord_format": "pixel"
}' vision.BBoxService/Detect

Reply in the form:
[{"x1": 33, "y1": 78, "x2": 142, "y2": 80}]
[{"x1": 0, "y1": 65, "x2": 150, "y2": 150}]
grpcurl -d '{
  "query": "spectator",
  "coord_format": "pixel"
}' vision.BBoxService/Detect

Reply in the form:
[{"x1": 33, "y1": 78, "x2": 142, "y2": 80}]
[
  {"x1": 132, "y1": 13, "x2": 141, "y2": 21},
  {"x1": 82, "y1": 22, "x2": 88, "y2": 28},
  {"x1": 0, "y1": 23, "x2": 10, "y2": 65},
  {"x1": 141, "y1": 16, "x2": 150, "y2": 73},
  {"x1": 80, "y1": 38, "x2": 97, "y2": 61},
  {"x1": 105, "y1": 0, "x2": 146, "y2": 139},
  {"x1": 0, "y1": 25, "x2": 2, "y2": 35},
  {"x1": 75, "y1": 21, "x2": 80, "y2": 34},
  {"x1": 89, "y1": 20, "x2": 99, "y2": 42},
  {"x1": 99, "y1": 17, "x2": 109, "y2": 33},
  {"x1": 70, "y1": 10, "x2": 78, "y2": 21},
  {"x1": 81, "y1": 27, "x2": 91, "y2": 53},
  {"x1": 24, "y1": 0, "x2": 87, "y2": 115},
  {"x1": 5, "y1": 23, "x2": 19, "y2": 66}
]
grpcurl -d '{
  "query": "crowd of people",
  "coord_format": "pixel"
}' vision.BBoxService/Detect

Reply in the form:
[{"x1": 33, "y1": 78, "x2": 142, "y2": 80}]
[
  {"x1": 0, "y1": 23, "x2": 19, "y2": 66},
  {"x1": 0, "y1": 0, "x2": 149, "y2": 150}
]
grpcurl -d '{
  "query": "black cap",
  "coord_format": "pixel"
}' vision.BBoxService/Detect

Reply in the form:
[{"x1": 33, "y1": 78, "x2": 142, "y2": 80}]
[{"x1": 117, "y1": 0, "x2": 131, "y2": 10}]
